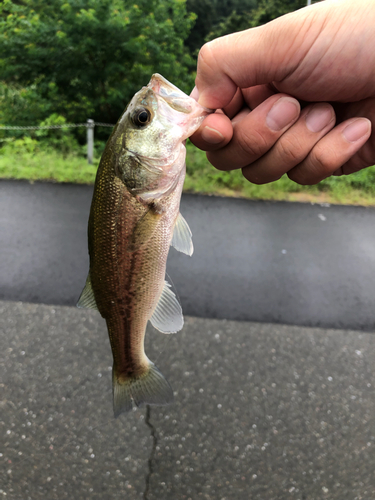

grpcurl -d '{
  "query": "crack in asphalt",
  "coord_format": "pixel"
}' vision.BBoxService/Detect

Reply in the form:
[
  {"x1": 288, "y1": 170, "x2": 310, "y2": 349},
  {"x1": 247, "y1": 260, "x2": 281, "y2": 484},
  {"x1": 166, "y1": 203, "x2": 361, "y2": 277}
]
[{"x1": 143, "y1": 405, "x2": 157, "y2": 500}]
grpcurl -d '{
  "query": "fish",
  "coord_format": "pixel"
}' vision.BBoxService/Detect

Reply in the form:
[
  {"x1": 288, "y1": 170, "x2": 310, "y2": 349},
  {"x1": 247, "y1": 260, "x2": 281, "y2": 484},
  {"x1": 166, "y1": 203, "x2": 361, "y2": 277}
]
[{"x1": 77, "y1": 74, "x2": 211, "y2": 417}]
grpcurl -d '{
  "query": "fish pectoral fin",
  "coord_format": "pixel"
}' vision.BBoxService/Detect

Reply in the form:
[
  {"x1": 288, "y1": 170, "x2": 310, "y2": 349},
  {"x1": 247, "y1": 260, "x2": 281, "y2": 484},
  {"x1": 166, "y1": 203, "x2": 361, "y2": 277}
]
[
  {"x1": 171, "y1": 212, "x2": 193, "y2": 256},
  {"x1": 150, "y1": 280, "x2": 183, "y2": 333},
  {"x1": 76, "y1": 271, "x2": 98, "y2": 310},
  {"x1": 127, "y1": 203, "x2": 162, "y2": 252}
]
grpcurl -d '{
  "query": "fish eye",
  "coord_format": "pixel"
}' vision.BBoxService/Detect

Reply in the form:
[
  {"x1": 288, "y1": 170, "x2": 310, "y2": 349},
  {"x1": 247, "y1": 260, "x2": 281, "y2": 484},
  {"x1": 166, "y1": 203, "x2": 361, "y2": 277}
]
[{"x1": 132, "y1": 108, "x2": 151, "y2": 128}]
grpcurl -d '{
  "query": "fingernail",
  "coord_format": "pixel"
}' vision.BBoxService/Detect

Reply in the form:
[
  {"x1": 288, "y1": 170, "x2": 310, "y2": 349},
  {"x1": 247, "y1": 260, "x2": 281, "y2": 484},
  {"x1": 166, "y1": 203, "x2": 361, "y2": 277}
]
[
  {"x1": 201, "y1": 126, "x2": 224, "y2": 144},
  {"x1": 305, "y1": 105, "x2": 333, "y2": 133},
  {"x1": 342, "y1": 119, "x2": 371, "y2": 142},
  {"x1": 266, "y1": 97, "x2": 300, "y2": 131},
  {"x1": 190, "y1": 86, "x2": 199, "y2": 101}
]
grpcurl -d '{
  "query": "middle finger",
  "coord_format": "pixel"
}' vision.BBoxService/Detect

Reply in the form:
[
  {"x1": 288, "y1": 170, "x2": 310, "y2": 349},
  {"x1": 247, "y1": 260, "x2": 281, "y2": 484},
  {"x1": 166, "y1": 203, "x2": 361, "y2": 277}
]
[{"x1": 207, "y1": 94, "x2": 300, "y2": 171}]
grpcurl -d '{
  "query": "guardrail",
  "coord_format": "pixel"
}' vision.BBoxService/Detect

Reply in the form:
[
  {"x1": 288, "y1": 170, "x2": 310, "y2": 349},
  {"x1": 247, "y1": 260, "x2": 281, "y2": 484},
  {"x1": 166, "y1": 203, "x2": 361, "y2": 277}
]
[{"x1": 0, "y1": 119, "x2": 115, "y2": 164}]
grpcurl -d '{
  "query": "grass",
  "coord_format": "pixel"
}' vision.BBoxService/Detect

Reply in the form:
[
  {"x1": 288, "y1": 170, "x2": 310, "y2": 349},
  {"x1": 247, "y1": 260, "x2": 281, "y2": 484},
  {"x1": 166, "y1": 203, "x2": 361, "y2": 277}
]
[
  {"x1": 1, "y1": 137, "x2": 375, "y2": 206},
  {"x1": 0, "y1": 149, "x2": 99, "y2": 184},
  {"x1": 185, "y1": 142, "x2": 375, "y2": 206},
  {"x1": 0, "y1": 137, "x2": 99, "y2": 184}
]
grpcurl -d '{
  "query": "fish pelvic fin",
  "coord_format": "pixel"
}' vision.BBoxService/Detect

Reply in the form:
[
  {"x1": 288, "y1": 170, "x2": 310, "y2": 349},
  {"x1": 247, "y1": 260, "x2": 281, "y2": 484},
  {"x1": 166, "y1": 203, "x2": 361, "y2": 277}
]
[{"x1": 112, "y1": 362, "x2": 174, "y2": 418}]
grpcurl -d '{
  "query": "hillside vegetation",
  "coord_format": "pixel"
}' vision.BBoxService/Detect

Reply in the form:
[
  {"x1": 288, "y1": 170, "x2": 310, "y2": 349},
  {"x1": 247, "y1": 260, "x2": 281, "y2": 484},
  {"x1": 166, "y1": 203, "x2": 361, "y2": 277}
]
[{"x1": 1, "y1": 0, "x2": 372, "y2": 206}]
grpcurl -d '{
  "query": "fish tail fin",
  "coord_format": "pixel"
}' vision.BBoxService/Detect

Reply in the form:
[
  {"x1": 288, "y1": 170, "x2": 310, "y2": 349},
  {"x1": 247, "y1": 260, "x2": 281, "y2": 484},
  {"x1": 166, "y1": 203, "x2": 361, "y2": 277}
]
[{"x1": 112, "y1": 362, "x2": 174, "y2": 418}]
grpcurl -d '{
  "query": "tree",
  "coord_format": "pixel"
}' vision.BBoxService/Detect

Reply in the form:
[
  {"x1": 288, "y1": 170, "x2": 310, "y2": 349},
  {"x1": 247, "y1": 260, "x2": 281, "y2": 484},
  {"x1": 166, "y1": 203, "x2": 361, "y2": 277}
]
[
  {"x1": 185, "y1": 0, "x2": 257, "y2": 54},
  {"x1": 0, "y1": 0, "x2": 196, "y2": 128},
  {"x1": 202, "y1": 0, "x2": 308, "y2": 45}
]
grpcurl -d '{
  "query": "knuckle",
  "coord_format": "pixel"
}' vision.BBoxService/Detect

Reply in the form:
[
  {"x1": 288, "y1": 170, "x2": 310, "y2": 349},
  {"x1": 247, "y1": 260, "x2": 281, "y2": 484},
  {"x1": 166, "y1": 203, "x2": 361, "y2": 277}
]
[
  {"x1": 277, "y1": 136, "x2": 304, "y2": 163},
  {"x1": 236, "y1": 129, "x2": 269, "y2": 160},
  {"x1": 206, "y1": 151, "x2": 231, "y2": 171},
  {"x1": 312, "y1": 146, "x2": 339, "y2": 174},
  {"x1": 313, "y1": 148, "x2": 336, "y2": 172},
  {"x1": 288, "y1": 145, "x2": 340, "y2": 185},
  {"x1": 198, "y1": 41, "x2": 219, "y2": 73}
]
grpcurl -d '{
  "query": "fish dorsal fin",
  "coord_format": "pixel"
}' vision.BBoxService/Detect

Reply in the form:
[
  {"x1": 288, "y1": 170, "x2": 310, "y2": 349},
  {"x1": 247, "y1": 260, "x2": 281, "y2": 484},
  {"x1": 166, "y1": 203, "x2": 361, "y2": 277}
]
[
  {"x1": 171, "y1": 213, "x2": 193, "y2": 256},
  {"x1": 76, "y1": 271, "x2": 98, "y2": 310},
  {"x1": 150, "y1": 281, "x2": 183, "y2": 334}
]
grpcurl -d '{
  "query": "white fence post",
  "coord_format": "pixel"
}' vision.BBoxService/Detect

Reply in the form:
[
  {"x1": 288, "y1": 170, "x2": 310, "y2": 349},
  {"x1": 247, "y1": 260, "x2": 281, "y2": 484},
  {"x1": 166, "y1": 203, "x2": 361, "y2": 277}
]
[{"x1": 87, "y1": 119, "x2": 94, "y2": 164}]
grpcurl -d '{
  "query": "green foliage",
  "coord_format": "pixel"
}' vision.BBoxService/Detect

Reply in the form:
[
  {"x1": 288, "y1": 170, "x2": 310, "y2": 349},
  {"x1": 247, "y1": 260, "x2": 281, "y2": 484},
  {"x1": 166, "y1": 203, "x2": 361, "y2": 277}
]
[
  {"x1": 0, "y1": 81, "x2": 53, "y2": 132},
  {"x1": 0, "y1": 136, "x2": 99, "y2": 183},
  {"x1": 205, "y1": 0, "x2": 307, "y2": 41},
  {"x1": 34, "y1": 114, "x2": 80, "y2": 156},
  {"x1": 1, "y1": 140, "x2": 375, "y2": 206},
  {"x1": 184, "y1": 142, "x2": 375, "y2": 205},
  {"x1": 0, "y1": 0, "x2": 195, "y2": 128},
  {"x1": 3, "y1": 136, "x2": 41, "y2": 155},
  {"x1": 1, "y1": 0, "x2": 372, "y2": 208},
  {"x1": 246, "y1": 0, "x2": 307, "y2": 27},
  {"x1": 205, "y1": 10, "x2": 253, "y2": 40},
  {"x1": 185, "y1": 0, "x2": 257, "y2": 53}
]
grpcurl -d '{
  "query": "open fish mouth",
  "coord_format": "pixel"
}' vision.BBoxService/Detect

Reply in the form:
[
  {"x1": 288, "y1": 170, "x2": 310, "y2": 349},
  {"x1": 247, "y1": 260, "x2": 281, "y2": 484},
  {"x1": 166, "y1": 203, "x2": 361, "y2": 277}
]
[
  {"x1": 149, "y1": 73, "x2": 189, "y2": 100},
  {"x1": 78, "y1": 73, "x2": 212, "y2": 416},
  {"x1": 148, "y1": 73, "x2": 212, "y2": 115}
]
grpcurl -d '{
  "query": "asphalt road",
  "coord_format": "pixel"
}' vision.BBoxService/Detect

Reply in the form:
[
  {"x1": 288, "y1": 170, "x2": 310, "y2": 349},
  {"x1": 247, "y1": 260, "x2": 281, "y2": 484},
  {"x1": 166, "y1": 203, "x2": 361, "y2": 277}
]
[
  {"x1": 1, "y1": 179, "x2": 375, "y2": 330},
  {"x1": 2, "y1": 180, "x2": 375, "y2": 499},
  {"x1": 1, "y1": 301, "x2": 375, "y2": 500}
]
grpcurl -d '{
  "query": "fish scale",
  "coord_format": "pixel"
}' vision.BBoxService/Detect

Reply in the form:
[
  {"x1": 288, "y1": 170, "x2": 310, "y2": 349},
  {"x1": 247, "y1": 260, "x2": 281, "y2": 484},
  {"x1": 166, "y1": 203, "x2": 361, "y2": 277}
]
[{"x1": 77, "y1": 74, "x2": 212, "y2": 416}]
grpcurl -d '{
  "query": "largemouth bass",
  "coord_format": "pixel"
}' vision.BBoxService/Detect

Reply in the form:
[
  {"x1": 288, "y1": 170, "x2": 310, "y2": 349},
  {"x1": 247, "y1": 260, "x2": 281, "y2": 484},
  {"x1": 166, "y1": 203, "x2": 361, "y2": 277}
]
[{"x1": 78, "y1": 74, "x2": 211, "y2": 417}]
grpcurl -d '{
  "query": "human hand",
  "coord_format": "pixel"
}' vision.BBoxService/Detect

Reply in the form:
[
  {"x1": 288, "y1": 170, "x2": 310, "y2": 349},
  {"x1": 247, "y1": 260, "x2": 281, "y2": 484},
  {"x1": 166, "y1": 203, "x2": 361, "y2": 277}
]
[{"x1": 190, "y1": 0, "x2": 375, "y2": 185}]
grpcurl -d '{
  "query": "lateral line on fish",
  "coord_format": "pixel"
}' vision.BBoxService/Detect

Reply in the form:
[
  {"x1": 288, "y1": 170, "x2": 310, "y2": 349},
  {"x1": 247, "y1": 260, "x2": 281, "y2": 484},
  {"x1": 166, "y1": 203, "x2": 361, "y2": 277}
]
[{"x1": 78, "y1": 73, "x2": 211, "y2": 416}]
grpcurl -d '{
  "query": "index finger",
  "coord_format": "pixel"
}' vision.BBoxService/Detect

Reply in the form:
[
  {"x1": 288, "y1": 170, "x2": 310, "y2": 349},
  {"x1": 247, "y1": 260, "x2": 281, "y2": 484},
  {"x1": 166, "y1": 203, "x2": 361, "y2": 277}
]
[{"x1": 195, "y1": 7, "x2": 313, "y2": 109}]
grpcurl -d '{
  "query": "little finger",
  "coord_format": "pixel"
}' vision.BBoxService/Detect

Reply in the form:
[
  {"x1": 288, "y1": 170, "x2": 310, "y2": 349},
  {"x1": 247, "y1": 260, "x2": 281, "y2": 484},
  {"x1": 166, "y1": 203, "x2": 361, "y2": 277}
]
[{"x1": 288, "y1": 118, "x2": 372, "y2": 184}]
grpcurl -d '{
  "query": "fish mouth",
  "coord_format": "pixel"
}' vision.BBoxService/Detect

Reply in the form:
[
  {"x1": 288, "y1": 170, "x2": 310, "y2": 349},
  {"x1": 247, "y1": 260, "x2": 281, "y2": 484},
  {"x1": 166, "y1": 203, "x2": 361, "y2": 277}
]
[
  {"x1": 148, "y1": 73, "x2": 212, "y2": 115},
  {"x1": 149, "y1": 74, "x2": 188, "y2": 101}
]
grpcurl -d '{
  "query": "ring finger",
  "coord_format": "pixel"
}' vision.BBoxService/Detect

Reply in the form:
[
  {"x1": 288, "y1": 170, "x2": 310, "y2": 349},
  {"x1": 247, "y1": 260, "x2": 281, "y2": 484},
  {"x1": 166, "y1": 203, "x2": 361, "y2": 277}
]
[{"x1": 242, "y1": 103, "x2": 336, "y2": 184}]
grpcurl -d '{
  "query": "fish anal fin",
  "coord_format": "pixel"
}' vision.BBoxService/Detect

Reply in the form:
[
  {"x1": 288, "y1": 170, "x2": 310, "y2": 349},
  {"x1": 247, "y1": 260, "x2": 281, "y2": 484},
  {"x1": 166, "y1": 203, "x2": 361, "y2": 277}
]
[
  {"x1": 171, "y1": 212, "x2": 193, "y2": 256},
  {"x1": 150, "y1": 280, "x2": 183, "y2": 334},
  {"x1": 113, "y1": 363, "x2": 174, "y2": 417},
  {"x1": 77, "y1": 271, "x2": 98, "y2": 310}
]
